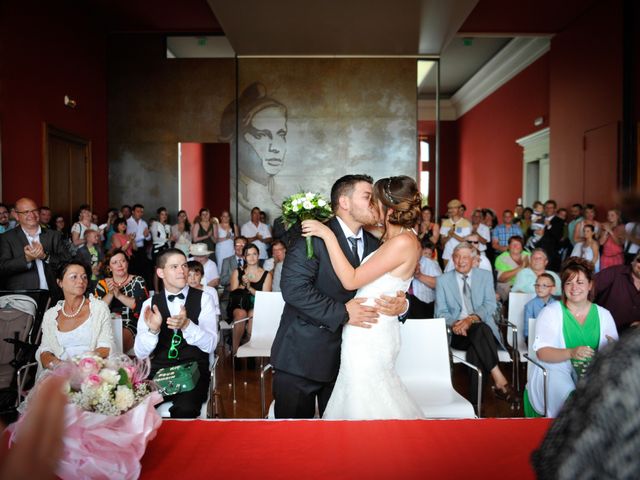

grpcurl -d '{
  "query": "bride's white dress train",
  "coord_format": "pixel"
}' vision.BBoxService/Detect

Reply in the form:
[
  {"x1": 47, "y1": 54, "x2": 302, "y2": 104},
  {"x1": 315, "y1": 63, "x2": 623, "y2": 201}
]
[{"x1": 323, "y1": 253, "x2": 424, "y2": 420}]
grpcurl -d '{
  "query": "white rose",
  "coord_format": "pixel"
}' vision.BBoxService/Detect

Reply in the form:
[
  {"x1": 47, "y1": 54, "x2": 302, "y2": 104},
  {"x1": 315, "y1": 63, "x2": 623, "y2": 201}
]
[
  {"x1": 317, "y1": 199, "x2": 327, "y2": 207},
  {"x1": 305, "y1": 192, "x2": 314, "y2": 200},
  {"x1": 99, "y1": 368, "x2": 120, "y2": 385},
  {"x1": 292, "y1": 205, "x2": 300, "y2": 212},
  {"x1": 115, "y1": 385, "x2": 135, "y2": 411},
  {"x1": 303, "y1": 201, "x2": 313, "y2": 210}
]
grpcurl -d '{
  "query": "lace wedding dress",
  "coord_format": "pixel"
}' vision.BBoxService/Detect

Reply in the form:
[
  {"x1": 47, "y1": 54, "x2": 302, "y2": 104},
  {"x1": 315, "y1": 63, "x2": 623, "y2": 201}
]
[{"x1": 323, "y1": 253, "x2": 424, "y2": 420}]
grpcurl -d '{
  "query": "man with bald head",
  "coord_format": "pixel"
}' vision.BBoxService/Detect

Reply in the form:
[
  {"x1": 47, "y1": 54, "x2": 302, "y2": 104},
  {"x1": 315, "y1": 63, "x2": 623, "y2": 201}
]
[{"x1": 0, "y1": 197, "x2": 71, "y2": 296}]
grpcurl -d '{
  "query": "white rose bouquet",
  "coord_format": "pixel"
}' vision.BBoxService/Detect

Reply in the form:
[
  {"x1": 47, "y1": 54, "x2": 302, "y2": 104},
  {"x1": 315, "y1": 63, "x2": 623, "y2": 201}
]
[
  {"x1": 282, "y1": 191, "x2": 333, "y2": 259},
  {"x1": 9, "y1": 353, "x2": 163, "y2": 479}
]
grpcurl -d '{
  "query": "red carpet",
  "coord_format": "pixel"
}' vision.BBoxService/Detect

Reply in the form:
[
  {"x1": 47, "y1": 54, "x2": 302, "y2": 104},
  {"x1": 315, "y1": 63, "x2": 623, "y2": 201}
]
[{"x1": 140, "y1": 418, "x2": 552, "y2": 479}]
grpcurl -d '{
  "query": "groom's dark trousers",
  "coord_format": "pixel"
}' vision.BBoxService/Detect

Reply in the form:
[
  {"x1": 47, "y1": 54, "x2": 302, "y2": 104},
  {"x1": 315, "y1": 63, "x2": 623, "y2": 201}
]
[{"x1": 270, "y1": 217, "x2": 379, "y2": 418}]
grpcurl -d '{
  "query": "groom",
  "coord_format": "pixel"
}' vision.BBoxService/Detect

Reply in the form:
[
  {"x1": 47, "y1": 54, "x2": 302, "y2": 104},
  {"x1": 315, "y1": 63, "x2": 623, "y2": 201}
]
[{"x1": 271, "y1": 174, "x2": 408, "y2": 418}]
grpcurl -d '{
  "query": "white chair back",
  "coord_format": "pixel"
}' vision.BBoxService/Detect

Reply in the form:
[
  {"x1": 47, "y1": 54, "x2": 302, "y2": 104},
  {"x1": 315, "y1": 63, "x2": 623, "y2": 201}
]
[
  {"x1": 507, "y1": 292, "x2": 535, "y2": 350},
  {"x1": 526, "y1": 317, "x2": 539, "y2": 382},
  {"x1": 237, "y1": 291, "x2": 285, "y2": 357},
  {"x1": 111, "y1": 316, "x2": 123, "y2": 355}
]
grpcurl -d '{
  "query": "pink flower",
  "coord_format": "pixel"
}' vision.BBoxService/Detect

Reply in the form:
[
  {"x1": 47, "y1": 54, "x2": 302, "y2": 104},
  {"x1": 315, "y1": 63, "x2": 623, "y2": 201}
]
[
  {"x1": 124, "y1": 365, "x2": 136, "y2": 381},
  {"x1": 86, "y1": 374, "x2": 102, "y2": 387},
  {"x1": 78, "y1": 357, "x2": 100, "y2": 374}
]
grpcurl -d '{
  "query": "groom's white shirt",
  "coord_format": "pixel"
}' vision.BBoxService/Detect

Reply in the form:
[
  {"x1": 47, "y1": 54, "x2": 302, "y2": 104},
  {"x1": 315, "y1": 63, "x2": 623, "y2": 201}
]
[{"x1": 336, "y1": 216, "x2": 363, "y2": 262}]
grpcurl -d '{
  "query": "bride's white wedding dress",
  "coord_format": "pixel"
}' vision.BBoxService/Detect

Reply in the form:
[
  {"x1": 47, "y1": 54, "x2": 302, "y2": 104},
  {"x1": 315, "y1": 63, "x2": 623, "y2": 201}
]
[{"x1": 323, "y1": 253, "x2": 424, "y2": 420}]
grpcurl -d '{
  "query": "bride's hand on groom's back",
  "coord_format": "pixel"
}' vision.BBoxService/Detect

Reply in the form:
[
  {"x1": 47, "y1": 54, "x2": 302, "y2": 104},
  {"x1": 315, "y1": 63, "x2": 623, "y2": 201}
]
[{"x1": 346, "y1": 297, "x2": 378, "y2": 328}]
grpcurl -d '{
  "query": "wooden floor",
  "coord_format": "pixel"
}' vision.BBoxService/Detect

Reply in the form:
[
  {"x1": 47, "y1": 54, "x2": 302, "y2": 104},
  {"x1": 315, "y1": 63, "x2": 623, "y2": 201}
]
[{"x1": 212, "y1": 346, "x2": 525, "y2": 419}]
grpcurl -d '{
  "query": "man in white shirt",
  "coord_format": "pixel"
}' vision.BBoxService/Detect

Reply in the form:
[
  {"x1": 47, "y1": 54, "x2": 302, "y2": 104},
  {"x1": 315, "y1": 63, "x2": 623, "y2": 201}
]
[
  {"x1": 470, "y1": 209, "x2": 491, "y2": 254},
  {"x1": 126, "y1": 203, "x2": 152, "y2": 281},
  {"x1": 240, "y1": 207, "x2": 272, "y2": 260},
  {"x1": 135, "y1": 248, "x2": 217, "y2": 418}
]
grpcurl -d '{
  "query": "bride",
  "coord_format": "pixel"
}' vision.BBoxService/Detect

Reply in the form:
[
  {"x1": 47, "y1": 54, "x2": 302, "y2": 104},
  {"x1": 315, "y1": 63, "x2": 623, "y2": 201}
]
[{"x1": 302, "y1": 175, "x2": 424, "y2": 419}]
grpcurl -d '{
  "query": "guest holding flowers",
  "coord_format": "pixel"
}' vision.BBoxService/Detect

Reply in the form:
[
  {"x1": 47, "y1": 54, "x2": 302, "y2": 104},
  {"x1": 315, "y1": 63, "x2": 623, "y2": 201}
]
[
  {"x1": 94, "y1": 249, "x2": 148, "y2": 352},
  {"x1": 36, "y1": 261, "x2": 113, "y2": 374}
]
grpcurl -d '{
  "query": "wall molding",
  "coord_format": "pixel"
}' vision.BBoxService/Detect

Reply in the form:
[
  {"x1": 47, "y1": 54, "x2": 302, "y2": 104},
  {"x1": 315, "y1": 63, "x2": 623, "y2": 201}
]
[{"x1": 450, "y1": 37, "x2": 550, "y2": 119}]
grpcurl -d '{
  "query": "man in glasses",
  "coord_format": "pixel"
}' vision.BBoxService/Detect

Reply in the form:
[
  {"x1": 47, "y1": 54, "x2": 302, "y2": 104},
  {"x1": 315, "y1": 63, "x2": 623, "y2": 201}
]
[
  {"x1": 135, "y1": 248, "x2": 218, "y2": 418},
  {"x1": 0, "y1": 197, "x2": 71, "y2": 296}
]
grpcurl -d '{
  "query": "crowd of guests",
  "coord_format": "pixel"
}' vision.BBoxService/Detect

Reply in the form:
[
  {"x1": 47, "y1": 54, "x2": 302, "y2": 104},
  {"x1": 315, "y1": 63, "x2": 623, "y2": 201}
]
[
  {"x1": 0, "y1": 198, "x2": 288, "y2": 418},
  {"x1": 1, "y1": 195, "x2": 638, "y2": 420},
  {"x1": 408, "y1": 198, "x2": 639, "y2": 417}
]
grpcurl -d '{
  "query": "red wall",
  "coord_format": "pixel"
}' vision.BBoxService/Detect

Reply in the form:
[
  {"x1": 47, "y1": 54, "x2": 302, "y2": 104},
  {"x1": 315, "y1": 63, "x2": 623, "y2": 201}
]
[
  {"x1": 180, "y1": 143, "x2": 230, "y2": 221},
  {"x1": 457, "y1": 54, "x2": 550, "y2": 214},
  {"x1": 418, "y1": 120, "x2": 459, "y2": 218},
  {"x1": 0, "y1": 0, "x2": 108, "y2": 214},
  {"x1": 549, "y1": 0, "x2": 623, "y2": 208}
]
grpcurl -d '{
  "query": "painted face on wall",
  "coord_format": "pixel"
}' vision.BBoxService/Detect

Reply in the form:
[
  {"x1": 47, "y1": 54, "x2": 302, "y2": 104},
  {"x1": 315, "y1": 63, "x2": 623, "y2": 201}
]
[{"x1": 244, "y1": 105, "x2": 287, "y2": 176}]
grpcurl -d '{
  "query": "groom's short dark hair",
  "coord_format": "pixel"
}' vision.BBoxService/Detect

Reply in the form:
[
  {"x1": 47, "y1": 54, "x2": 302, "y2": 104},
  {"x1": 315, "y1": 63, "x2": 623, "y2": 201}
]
[{"x1": 330, "y1": 174, "x2": 373, "y2": 212}]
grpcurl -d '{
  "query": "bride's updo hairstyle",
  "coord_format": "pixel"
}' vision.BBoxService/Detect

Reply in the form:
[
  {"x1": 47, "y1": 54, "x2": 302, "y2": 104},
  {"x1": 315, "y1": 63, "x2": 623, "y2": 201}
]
[{"x1": 374, "y1": 176, "x2": 422, "y2": 229}]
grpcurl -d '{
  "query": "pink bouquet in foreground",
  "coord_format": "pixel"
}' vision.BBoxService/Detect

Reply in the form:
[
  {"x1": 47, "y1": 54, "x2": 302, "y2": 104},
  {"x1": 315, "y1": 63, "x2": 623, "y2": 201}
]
[{"x1": 9, "y1": 353, "x2": 164, "y2": 480}]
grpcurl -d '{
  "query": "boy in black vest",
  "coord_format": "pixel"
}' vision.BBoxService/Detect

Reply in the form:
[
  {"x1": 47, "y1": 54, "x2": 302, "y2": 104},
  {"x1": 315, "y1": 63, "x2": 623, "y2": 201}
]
[{"x1": 134, "y1": 248, "x2": 218, "y2": 418}]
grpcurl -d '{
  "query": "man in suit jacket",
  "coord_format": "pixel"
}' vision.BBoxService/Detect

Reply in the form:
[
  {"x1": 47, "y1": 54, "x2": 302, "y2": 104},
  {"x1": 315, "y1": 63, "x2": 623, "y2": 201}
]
[
  {"x1": 435, "y1": 241, "x2": 518, "y2": 407},
  {"x1": 535, "y1": 200, "x2": 565, "y2": 272},
  {"x1": 0, "y1": 197, "x2": 71, "y2": 298},
  {"x1": 271, "y1": 174, "x2": 408, "y2": 418}
]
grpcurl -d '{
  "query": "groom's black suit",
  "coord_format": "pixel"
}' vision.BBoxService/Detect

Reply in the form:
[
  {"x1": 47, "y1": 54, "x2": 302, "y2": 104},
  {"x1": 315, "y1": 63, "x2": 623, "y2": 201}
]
[{"x1": 271, "y1": 217, "x2": 380, "y2": 418}]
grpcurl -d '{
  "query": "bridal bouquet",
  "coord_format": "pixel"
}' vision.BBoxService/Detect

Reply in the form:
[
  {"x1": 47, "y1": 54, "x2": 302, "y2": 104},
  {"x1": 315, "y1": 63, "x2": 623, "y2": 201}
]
[
  {"x1": 282, "y1": 191, "x2": 333, "y2": 259},
  {"x1": 9, "y1": 354, "x2": 163, "y2": 480}
]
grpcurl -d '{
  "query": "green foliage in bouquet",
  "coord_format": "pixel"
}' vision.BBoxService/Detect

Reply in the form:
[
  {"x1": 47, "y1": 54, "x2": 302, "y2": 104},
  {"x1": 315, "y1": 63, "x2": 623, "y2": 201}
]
[{"x1": 281, "y1": 192, "x2": 333, "y2": 259}]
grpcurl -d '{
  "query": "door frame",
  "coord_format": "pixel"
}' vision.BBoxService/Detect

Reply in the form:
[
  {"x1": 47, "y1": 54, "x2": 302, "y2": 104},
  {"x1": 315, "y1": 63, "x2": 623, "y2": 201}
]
[{"x1": 42, "y1": 123, "x2": 92, "y2": 212}]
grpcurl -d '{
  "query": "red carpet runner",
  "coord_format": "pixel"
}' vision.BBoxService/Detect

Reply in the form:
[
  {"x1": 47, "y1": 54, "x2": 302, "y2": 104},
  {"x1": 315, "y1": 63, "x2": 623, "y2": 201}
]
[{"x1": 141, "y1": 418, "x2": 552, "y2": 479}]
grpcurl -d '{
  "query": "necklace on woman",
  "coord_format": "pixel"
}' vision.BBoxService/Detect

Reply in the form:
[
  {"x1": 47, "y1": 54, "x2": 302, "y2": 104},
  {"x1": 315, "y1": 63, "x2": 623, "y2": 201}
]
[
  {"x1": 61, "y1": 297, "x2": 86, "y2": 318},
  {"x1": 568, "y1": 302, "x2": 590, "y2": 320},
  {"x1": 113, "y1": 275, "x2": 129, "y2": 288}
]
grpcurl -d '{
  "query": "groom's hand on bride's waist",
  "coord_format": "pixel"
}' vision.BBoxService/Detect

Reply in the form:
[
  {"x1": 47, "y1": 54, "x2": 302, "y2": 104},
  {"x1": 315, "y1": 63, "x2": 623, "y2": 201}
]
[
  {"x1": 375, "y1": 291, "x2": 408, "y2": 318},
  {"x1": 346, "y1": 298, "x2": 378, "y2": 329}
]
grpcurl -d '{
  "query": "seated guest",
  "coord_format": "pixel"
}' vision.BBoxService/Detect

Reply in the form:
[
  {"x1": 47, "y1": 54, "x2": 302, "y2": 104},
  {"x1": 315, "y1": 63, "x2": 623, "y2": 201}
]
[
  {"x1": 435, "y1": 242, "x2": 518, "y2": 407},
  {"x1": 240, "y1": 207, "x2": 272, "y2": 261},
  {"x1": 512, "y1": 248, "x2": 561, "y2": 296},
  {"x1": 525, "y1": 258, "x2": 618, "y2": 417},
  {"x1": 491, "y1": 210, "x2": 524, "y2": 253},
  {"x1": 599, "y1": 209, "x2": 625, "y2": 270},
  {"x1": 94, "y1": 249, "x2": 148, "y2": 352},
  {"x1": 593, "y1": 251, "x2": 640, "y2": 332},
  {"x1": 219, "y1": 237, "x2": 248, "y2": 316},
  {"x1": 228, "y1": 243, "x2": 272, "y2": 354},
  {"x1": 0, "y1": 197, "x2": 71, "y2": 297},
  {"x1": 523, "y1": 272, "x2": 557, "y2": 341},
  {"x1": 135, "y1": 248, "x2": 217, "y2": 418},
  {"x1": 170, "y1": 209, "x2": 192, "y2": 256},
  {"x1": 440, "y1": 199, "x2": 472, "y2": 266},
  {"x1": 76, "y1": 229, "x2": 104, "y2": 292},
  {"x1": 186, "y1": 261, "x2": 221, "y2": 321},
  {"x1": 191, "y1": 208, "x2": 216, "y2": 260},
  {"x1": 110, "y1": 217, "x2": 136, "y2": 256},
  {"x1": 409, "y1": 238, "x2": 441, "y2": 318},
  {"x1": 70, "y1": 205, "x2": 97, "y2": 254},
  {"x1": 36, "y1": 261, "x2": 113, "y2": 374},
  {"x1": 494, "y1": 236, "x2": 530, "y2": 301},
  {"x1": 189, "y1": 243, "x2": 220, "y2": 288},
  {"x1": 263, "y1": 240, "x2": 287, "y2": 292},
  {"x1": 0, "y1": 203, "x2": 12, "y2": 233},
  {"x1": 571, "y1": 224, "x2": 600, "y2": 271}
]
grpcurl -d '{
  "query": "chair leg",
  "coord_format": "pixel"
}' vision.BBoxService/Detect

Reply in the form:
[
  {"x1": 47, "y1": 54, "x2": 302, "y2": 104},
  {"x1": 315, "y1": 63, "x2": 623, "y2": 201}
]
[
  {"x1": 232, "y1": 355, "x2": 237, "y2": 404},
  {"x1": 259, "y1": 358, "x2": 266, "y2": 418}
]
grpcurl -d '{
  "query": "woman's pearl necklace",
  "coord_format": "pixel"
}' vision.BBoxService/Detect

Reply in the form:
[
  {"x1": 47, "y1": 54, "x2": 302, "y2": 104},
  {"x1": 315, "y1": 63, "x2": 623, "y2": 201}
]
[{"x1": 61, "y1": 297, "x2": 86, "y2": 318}]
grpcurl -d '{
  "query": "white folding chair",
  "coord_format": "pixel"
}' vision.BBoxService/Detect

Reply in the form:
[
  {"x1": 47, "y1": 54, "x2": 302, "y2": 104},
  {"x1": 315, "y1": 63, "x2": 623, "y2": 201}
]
[
  {"x1": 506, "y1": 292, "x2": 536, "y2": 390},
  {"x1": 523, "y1": 317, "x2": 548, "y2": 417},
  {"x1": 232, "y1": 291, "x2": 285, "y2": 417},
  {"x1": 397, "y1": 318, "x2": 476, "y2": 418},
  {"x1": 111, "y1": 316, "x2": 124, "y2": 355}
]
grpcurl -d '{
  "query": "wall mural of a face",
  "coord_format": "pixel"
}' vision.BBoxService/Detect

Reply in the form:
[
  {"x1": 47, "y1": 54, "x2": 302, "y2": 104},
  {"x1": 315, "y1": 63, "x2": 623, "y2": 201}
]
[{"x1": 243, "y1": 104, "x2": 287, "y2": 176}]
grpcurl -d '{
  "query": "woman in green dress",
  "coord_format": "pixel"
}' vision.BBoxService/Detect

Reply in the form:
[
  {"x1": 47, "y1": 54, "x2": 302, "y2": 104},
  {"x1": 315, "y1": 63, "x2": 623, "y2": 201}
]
[{"x1": 525, "y1": 257, "x2": 618, "y2": 417}]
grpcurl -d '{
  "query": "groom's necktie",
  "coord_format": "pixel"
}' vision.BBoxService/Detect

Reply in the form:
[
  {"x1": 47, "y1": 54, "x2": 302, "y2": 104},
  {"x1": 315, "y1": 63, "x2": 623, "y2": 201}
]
[
  {"x1": 347, "y1": 237, "x2": 360, "y2": 266},
  {"x1": 462, "y1": 274, "x2": 474, "y2": 314}
]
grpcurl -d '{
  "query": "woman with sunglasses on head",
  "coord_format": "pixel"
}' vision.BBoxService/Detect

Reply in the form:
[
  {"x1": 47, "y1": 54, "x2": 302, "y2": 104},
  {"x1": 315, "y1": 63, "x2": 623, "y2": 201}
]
[
  {"x1": 228, "y1": 243, "x2": 272, "y2": 355},
  {"x1": 36, "y1": 261, "x2": 114, "y2": 375},
  {"x1": 524, "y1": 257, "x2": 618, "y2": 418}
]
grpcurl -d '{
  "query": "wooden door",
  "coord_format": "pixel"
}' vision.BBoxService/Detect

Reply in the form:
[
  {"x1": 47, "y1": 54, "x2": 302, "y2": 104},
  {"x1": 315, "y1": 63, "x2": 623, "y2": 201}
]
[
  {"x1": 44, "y1": 126, "x2": 92, "y2": 224},
  {"x1": 583, "y1": 122, "x2": 619, "y2": 212}
]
